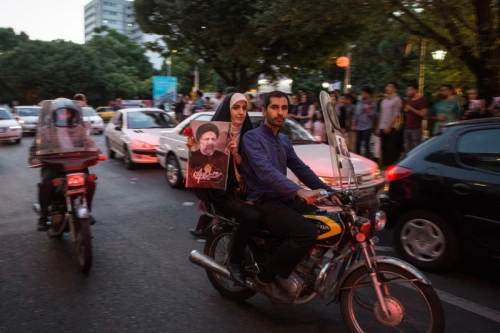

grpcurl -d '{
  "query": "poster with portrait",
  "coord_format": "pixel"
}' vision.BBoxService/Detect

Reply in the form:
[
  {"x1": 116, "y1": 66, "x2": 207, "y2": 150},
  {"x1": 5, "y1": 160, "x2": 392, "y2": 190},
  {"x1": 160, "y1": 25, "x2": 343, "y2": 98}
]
[{"x1": 186, "y1": 120, "x2": 231, "y2": 189}]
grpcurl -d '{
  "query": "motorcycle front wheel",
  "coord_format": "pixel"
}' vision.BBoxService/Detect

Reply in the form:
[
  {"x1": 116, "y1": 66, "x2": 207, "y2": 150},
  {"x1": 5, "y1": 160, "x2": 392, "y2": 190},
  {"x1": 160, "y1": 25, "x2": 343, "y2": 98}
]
[
  {"x1": 339, "y1": 263, "x2": 444, "y2": 333},
  {"x1": 75, "y1": 218, "x2": 93, "y2": 274},
  {"x1": 204, "y1": 231, "x2": 256, "y2": 301}
]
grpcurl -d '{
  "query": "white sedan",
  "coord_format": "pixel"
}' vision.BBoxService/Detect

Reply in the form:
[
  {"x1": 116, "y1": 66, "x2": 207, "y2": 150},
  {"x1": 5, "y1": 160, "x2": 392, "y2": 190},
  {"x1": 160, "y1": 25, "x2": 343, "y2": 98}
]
[
  {"x1": 0, "y1": 108, "x2": 22, "y2": 144},
  {"x1": 82, "y1": 107, "x2": 105, "y2": 135},
  {"x1": 13, "y1": 106, "x2": 41, "y2": 134},
  {"x1": 104, "y1": 108, "x2": 177, "y2": 169},
  {"x1": 156, "y1": 112, "x2": 384, "y2": 197}
]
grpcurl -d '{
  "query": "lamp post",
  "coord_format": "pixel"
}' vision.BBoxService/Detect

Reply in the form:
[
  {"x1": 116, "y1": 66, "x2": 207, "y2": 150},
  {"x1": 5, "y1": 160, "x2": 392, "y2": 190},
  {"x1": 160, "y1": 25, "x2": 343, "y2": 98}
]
[
  {"x1": 322, "y1": 82, "x2": 330, "y2": 89},
  {"x1": 432, "y1": 50, "x2": 447, "y2": 61},
  {"x1": 166, "y1": 57, "x2": 172, "y2": 77}
]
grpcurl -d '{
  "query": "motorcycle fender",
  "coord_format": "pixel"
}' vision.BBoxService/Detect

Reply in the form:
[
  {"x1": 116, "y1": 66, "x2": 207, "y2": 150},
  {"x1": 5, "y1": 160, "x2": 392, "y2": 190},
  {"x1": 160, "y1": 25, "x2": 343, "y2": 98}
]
[
  {"x1": 333, "y1": 256, "x2": 432, "y2": 302},
  {"x1": 75, "y1": 205, "x2": 89, "y2": 219}
]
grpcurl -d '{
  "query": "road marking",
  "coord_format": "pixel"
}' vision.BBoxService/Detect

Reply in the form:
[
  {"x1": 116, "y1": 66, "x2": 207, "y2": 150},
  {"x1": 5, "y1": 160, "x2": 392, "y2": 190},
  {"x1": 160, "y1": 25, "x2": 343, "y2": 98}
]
[
  {"x1": 182, "y1": 201, "x2": 195, "y2": 206},
  {"x1": 435, "y1": 288, "x2": 500, "y2": 324}
]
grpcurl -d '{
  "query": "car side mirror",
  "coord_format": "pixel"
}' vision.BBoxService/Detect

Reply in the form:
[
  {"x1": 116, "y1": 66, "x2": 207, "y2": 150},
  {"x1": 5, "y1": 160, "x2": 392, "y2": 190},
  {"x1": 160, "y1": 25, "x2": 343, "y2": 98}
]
[{"x1": 115, "y1": 125, "x2": 122, "y2": 131}]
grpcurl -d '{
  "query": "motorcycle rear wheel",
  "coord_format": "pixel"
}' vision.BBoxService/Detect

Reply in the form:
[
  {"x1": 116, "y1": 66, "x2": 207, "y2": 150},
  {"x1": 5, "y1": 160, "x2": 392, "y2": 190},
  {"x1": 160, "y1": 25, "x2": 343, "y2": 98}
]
[
  {"x1": 204, "y1": 231, "x2": 256, "y2": 301},
  {"x1": 75, "y1": 218, "x2": 93, "y2": 274},
  {"x1": 339, "y1": 263, "x2": 444, "y2": 333}
]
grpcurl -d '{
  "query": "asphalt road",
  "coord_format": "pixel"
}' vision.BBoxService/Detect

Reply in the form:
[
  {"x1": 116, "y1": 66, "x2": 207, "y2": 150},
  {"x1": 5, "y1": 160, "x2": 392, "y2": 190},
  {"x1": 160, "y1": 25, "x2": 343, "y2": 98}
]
[{"x1": 1, "y1": 135, "x2": 500, "y2": 333}]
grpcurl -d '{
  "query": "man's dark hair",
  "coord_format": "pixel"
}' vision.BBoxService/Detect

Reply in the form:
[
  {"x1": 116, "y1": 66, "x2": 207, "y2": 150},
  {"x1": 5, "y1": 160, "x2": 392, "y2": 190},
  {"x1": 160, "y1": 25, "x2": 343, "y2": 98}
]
[
  {"x1": 262, "y1": 91, "x2": 290, "y2": 110},
  {"x1": 217, "y1": 90, "x2": 223, "y2": 94},
  {"x1": 408, "y1": 83, "x2": 419, "y2": 90},
  {"x1": 196, "y1": 90, "x2": 204, "y2": 98},
  {"x1": 388, "y1": 82, "x2": 398, "y2": 89},
  {"x1": 204, "y1": 97, "x2": 210, "y2": 101},
  {"x1": 361, "y1": 86, "x2": 373, "y2": 95},
  {"x1": 441, "y1": 84, "x2": 453, "y2": 91},
  {"x1": 223, "y1": 86, "x2": 238, "y2": 95},
  {"x1": 73, "y1": 93, "x2": 85, "y2": 101},
  {"x1": 196, "y1": 122, "x2": 219, "y2": 141}
]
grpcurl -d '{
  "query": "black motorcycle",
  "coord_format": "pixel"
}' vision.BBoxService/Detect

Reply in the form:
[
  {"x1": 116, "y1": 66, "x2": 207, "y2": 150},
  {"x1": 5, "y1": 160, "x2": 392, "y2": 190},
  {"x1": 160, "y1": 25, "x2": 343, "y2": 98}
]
[{"x1": 31, "y1": 151, "x2": 105, "y2": 273}]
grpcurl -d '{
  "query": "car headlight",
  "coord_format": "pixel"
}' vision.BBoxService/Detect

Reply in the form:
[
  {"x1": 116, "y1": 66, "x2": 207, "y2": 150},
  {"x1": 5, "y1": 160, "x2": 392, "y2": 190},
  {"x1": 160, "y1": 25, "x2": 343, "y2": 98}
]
[
  {"x1": 318, "y1": 176, "x2": 338, "y2": 187},
  {"x1": 18, "y1": 119, "x2": 25, "y2": 124},
  {"x1": 372, "y1": 211, "x2": 386, "y2": 231},
  {"x1": 374, "y1": 168, "x2": 381, "y2": 179},
  {"x1": 132, "y1": 140, "x2": 155, "y2": 149},
  {"x1": 9, "y1": 125, "x2": 22, "y2": 130}
]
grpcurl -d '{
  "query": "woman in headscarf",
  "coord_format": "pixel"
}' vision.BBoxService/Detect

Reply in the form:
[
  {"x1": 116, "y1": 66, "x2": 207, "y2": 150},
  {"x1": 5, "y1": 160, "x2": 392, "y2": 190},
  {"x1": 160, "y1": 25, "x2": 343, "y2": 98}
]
[{"x1": 186, "y1": 92, "x2": 259, "y2": 285}]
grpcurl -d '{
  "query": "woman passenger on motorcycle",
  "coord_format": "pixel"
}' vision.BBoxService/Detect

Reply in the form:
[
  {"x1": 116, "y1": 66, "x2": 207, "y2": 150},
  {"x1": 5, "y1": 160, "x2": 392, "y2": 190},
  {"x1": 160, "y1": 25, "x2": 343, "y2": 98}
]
[{"x1": 186, "y1": 93, "x2": 259, "y2": 285}]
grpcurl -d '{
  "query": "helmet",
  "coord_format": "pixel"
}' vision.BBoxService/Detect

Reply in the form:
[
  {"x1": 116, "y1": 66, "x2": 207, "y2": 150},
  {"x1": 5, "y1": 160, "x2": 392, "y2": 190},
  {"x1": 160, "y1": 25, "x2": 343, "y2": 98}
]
[{"x1": 51, "y1": 98, "x2": 81, "y2": 127}]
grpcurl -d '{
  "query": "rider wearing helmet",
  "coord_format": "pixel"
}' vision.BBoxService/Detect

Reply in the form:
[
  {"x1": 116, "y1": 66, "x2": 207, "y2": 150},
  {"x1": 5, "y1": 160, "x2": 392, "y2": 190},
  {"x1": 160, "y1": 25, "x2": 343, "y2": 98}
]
[{"x1": 29, "y1": 98, "x2": 98, "y2": 231}]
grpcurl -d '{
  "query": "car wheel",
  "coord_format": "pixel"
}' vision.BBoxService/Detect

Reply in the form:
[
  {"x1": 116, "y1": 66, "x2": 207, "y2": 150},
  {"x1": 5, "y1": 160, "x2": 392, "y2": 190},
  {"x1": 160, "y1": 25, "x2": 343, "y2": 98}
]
[
  {"x1": 106, "y1": 138, "x2": 115, "y2": 159},
  {"x1": 394, "y1": 210, "x2": 458, "y2": 272},
  {"x1": 124, "y1": 146, "x2": 135, "y2": 170},
  {"x1": 166, "y1": 154, "x2": 183, "y2": 188},
  {"x1": 14, "y1": 138, "x2": 21, "y2": 144}
]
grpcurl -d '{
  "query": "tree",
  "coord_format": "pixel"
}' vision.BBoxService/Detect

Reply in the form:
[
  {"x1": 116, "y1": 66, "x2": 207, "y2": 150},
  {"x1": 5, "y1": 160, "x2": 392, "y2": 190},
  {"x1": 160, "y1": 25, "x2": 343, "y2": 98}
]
[
  {"x1": 0, "y1": 40, "x2": 107, "y2": 105},
  {"x1": 300, "y1": 0, "x2": 500, "y2": 99},
  {"x1": 0, "y1": 28, "x2": 29, "y2": 54},
  {"x1": 134, "y1": 0, "x2": 361, "y2": 91}
]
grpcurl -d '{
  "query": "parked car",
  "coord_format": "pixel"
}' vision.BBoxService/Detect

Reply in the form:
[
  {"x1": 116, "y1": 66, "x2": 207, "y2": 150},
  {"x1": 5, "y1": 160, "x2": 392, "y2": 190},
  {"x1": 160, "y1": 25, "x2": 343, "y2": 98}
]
[
  {"x1": 13, "y1": 106, "x2": 41, "y2": 134},
  {"x1": 104, "y1": 108, "x2": 176, "y2": 169},
  {"x1": 0, "y1": 108, "x2": 22, "y2": 144},
  {"x1": 96, "y1": 106, "x2": 116, "y2": 122},
  {"x1": 156, "y1": 112, "x2": 384, "y2": 205},
  {"x1": 379, "y1": 118, "x2": 500, "y2": 272},
  {"x1": 82, "y1": 107, "x2": 104, "y2": 135}
]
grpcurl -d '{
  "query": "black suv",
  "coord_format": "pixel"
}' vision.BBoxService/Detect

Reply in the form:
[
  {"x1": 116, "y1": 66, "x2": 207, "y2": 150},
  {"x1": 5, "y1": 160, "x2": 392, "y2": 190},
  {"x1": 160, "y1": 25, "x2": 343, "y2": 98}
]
[{"x1": 379, "y1": 118, "x2": 500, "y2": 272}]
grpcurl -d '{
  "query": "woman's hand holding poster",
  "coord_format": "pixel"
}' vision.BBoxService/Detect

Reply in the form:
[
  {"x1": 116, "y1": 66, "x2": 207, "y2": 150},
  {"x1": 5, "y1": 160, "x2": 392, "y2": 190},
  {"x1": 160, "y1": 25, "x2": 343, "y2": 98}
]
[{"x1": 185, "y1": 120, "x2": 231, "y2": 190}]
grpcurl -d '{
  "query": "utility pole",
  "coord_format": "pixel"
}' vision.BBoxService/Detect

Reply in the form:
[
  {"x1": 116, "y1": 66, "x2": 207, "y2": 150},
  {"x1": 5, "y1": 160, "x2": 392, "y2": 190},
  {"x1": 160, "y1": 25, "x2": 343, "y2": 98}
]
[{"x1": 418, "y1": 38, "x2": 426, "y2": 96}]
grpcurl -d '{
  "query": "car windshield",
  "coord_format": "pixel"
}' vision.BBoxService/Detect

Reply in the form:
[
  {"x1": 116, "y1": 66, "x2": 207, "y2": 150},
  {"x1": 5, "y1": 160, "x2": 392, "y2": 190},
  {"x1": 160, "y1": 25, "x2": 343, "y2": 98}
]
[
  {"x1": 17, "y1": 108, "x2": 40, "y2": 117},
  {"x1": 250, "y1": 117, "x2": 320, "y2": 144},
  {"x1": 0, "y1": 109, "x2": 11, "y2": 120},
  {"x1": 82, "y1": 107, "x2": 98, "y2": 117},
  {"x1": 127, "y1": 111, "x2": 175, "y2": 129}
]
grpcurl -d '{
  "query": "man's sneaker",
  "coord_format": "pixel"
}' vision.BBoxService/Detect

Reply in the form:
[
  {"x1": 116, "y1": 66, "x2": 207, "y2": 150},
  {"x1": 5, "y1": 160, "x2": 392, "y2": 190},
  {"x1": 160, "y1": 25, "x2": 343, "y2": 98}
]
[
  {"x1": 254, "y1": 277, "x2": 294, "y2": 303},
  {"x1": 37, "y1": 217, "x2": 49, "y2": 232}
]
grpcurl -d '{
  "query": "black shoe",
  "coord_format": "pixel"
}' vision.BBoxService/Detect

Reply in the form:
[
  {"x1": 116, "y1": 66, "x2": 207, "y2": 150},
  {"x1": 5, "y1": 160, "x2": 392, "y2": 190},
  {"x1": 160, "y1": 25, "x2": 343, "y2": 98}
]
[
  {"x1": 227, "y1": 262, "x2": 246, "y2": 285},
  {"x1": 37, "y1": 217, "x2": 49, "y2": 232},
  {"x1": 89, "y1": 215, "x2": 96, "y2": 226},
  {"x1": 189, "y1": 228, "x2": 210, "y2": 238}
]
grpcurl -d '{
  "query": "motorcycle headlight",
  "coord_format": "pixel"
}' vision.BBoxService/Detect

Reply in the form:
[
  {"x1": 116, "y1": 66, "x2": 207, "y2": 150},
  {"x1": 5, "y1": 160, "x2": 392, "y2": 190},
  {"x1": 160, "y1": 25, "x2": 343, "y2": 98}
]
[{"x1": 372, "y1": 211, "x2": 386, "y2": 231}]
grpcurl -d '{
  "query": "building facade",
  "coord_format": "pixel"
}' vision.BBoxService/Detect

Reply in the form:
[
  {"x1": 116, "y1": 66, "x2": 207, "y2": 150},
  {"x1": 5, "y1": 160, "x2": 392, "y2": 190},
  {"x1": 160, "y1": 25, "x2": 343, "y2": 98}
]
[{"x1": 84, "y1": 0, "x2": 163, "y2": 69}]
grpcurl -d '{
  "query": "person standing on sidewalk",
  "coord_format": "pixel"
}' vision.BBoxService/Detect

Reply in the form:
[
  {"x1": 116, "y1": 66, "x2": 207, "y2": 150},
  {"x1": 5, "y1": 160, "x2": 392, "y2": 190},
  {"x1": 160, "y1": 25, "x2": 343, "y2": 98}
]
[
  {"x1": 352, "y1": 87, "x2": 377, "y2": 158},
  {"x1": 378, "y1": 82, "x2": 402, "y2": 167},
  {"x1": 430, "y1": 85, "x2": 462, "y2": 135},
  {"x1": 404, "y1": 83, "x2": 427, "y2": 152}
]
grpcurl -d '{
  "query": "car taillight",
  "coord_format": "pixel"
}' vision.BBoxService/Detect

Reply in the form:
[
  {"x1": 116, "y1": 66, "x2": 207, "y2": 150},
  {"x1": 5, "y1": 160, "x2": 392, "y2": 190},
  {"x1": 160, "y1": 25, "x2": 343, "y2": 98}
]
[
  {"x1": 66, "y1": 173, "x2": 86, "y2": 187},
  {"x1": 385, "y1": 165, "x2": 413, "y2": 182}
]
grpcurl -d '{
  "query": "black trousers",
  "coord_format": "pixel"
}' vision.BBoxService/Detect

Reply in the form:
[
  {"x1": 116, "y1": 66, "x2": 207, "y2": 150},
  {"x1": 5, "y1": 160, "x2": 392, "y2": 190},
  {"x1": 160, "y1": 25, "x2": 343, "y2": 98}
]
[
  {"x1": 212, "y1": 195, "x2": 260, "y2": 263},
  {"x1": 256, "y1": 195, "x2": 317, "y2": 281},
  {"x1": 356, "y1": 129, "x2": 372, "y2": 158},
  {"x1": 39, "y1": 168, "x2": 95, "y2": 218},
  {"x1": 380, "y1": 129, "x2": 399, "y2": 167}
]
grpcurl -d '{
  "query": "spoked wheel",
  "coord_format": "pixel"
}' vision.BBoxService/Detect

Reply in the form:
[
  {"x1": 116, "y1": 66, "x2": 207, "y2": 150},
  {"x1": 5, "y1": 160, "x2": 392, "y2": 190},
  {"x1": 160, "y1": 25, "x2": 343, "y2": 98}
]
[
  {"x1": 166, "y1": 154, "x2": 183, "y2": 188},
  {"x1": 75, "y1": 218, "x2": 93, "y2": 274},
  {"x1": 204, "y1": 232, "x2": 256, "y2": 301},
  {"x1": 339, "y1": 263, "x2": 444, "y2": 333}
]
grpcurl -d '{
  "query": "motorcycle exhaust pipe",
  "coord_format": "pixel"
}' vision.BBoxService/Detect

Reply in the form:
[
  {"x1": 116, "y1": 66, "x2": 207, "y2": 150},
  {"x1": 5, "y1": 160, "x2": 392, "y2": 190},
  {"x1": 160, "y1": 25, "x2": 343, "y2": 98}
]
[{"x1": 189, "y1": 250, "x2": 233, "y2": 280}]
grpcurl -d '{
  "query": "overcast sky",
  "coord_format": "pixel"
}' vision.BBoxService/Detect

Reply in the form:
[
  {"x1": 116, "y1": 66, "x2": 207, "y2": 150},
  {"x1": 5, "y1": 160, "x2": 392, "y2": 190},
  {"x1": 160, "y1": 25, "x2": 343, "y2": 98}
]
[{"x1": 0, "y1": 0, "x2": 91, "y2": 44}]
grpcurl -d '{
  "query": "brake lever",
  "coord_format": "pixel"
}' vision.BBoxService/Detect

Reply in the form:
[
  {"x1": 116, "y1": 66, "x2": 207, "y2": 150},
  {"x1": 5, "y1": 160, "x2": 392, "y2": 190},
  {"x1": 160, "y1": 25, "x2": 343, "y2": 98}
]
[{"x1": 29, "y1": 164, "x2": 43, "y2": 168}]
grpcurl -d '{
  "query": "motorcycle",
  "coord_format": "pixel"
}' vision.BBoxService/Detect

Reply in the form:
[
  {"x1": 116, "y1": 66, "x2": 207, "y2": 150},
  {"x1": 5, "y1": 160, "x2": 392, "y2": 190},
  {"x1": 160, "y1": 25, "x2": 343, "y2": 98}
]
[
  {"x1": 188, "y1": 91, "x2": 445, "y2": 332},
  {"x1": 31, "y1": 152, "x2": 106, "y2": 273}
]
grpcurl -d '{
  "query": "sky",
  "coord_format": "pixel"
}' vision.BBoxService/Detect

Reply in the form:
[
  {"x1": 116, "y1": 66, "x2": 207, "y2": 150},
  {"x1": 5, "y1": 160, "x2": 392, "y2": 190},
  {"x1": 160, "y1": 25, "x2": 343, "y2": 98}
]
[{"x1": 0, "y1": 0, "x2": 91, "y2": 44}]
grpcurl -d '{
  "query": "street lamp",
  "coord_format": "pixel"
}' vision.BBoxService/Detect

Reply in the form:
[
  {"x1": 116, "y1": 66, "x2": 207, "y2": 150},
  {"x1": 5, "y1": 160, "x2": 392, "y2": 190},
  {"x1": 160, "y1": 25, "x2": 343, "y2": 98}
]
[
  {"x1": 166, "y1": 57, "x2": 172, "y2": 76},
  {"x1": 432, "y1": 50, "x2": 447, "y2": 60},
  {"x1": 322, "y1": 82, "x2": 330, "y2": 89}
]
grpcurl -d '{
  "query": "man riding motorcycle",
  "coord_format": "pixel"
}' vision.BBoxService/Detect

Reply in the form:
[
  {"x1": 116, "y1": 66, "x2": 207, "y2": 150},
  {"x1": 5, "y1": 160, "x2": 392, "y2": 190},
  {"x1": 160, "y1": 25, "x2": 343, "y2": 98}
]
[
  {"x1": 240, "y1": 90, "x2": 345, "y2": 302},
  {"x1": 29, "y1": 98, "x2": 98, "y2": 231}
]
